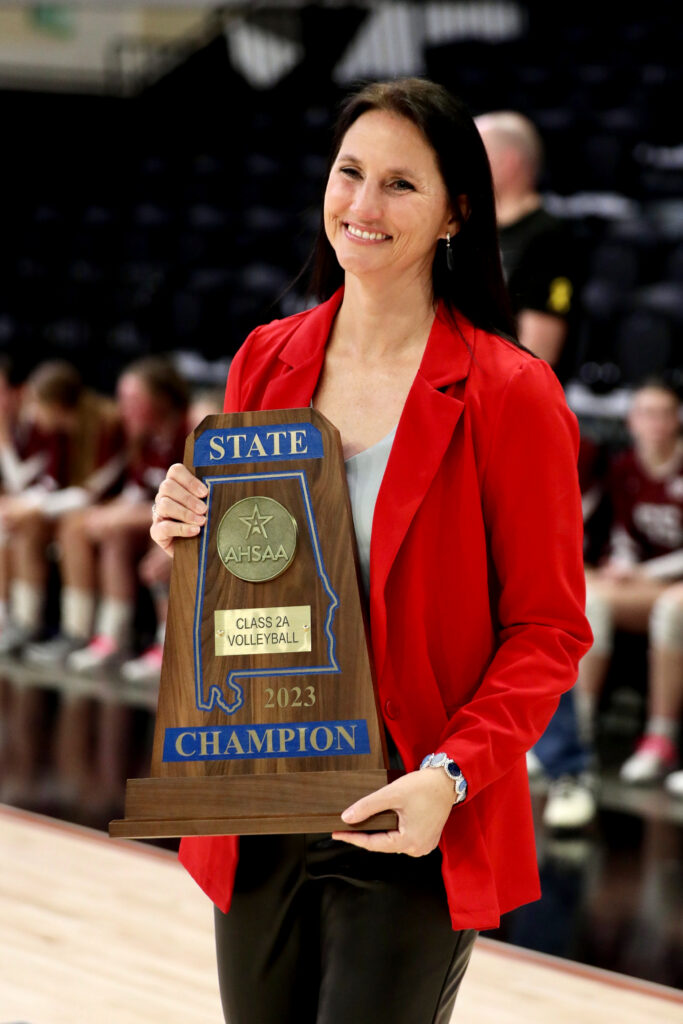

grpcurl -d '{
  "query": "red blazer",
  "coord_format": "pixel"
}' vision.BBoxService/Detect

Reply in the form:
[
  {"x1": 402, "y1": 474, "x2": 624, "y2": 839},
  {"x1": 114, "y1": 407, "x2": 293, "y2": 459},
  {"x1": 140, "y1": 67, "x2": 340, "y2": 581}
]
[{"x1": 179, "y1": 288, "x2": 592, "y2": 930}]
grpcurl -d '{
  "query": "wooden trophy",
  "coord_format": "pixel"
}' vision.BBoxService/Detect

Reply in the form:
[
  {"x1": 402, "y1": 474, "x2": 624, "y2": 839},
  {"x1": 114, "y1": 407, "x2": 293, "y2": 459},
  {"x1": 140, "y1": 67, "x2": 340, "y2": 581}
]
[{"x1": 110, "y1": 408, "x2": 398, "y2": 838}]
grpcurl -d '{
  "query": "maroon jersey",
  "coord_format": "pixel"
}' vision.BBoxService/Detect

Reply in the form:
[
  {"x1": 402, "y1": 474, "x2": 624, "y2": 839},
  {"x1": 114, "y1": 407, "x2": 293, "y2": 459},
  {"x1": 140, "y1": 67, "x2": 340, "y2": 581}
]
[
  {"x1": 607, "y1": 447, "x2": 683, "y2": 562},
  {"x1": 15, "y1": 419, "x2": 71, "y2": 490},
  {"x1": 124, "y1": 418, "x2": 187, "y2": 499}
]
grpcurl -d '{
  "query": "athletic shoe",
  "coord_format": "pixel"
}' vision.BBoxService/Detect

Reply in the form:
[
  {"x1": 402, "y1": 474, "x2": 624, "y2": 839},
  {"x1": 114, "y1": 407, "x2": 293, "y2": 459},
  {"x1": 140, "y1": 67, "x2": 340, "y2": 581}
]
[
  {"x1": 24, "y1": 633, "x2": 88, "y2": 667},
  {"x1": 526, "y1": 749, "x2": 545, "y2": 779},
  {"x1": 664, "y1": 770, "x2": 683, "y2": 797},
  {"x1": 0, "y1": 622, "x2": 39, "y2": 656},
  {"x1": 66, "y1": 634, "x2": 123, "y2": 673},
  {"x1": 543, "y1": 774, "x2": 597, "y2": 830},
  {"x1": 619, "y1": 734, "x2": 677, "y2": 784},
  {"x1": 121, "y1": 643, "x2": 163, "y2": 685}
]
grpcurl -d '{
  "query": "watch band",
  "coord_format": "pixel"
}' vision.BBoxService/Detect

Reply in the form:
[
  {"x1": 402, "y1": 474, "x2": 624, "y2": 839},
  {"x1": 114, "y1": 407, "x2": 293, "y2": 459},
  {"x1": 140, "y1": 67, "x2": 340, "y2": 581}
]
[{"x1": 419, "y1": 752, "x2": 468, "y2": 805}]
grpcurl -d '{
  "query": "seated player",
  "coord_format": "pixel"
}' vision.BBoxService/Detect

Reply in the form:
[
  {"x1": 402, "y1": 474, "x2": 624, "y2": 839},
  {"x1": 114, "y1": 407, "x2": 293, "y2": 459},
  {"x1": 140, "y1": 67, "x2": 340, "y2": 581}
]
[
  {"x1": 0, "y1": 360, "x2": 122, "y2": 809},
  {"x1": 26, "y1": 356, "x2": 189, "y2": 670},
  {"x1": 0, "y1": 359, "x2": 122, "y2": 653},
  {"x1": 576, "y1": 378, "x2": 683, "y2": 783},
  {"x1": 21, "y1": 358, "x2": 189, "y2": 821}
]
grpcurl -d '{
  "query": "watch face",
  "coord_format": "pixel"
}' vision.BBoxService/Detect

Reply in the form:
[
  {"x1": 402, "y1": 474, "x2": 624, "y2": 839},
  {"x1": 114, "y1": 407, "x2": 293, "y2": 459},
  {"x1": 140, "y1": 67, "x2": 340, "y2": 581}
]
[{"x1": 431, "y1": 752, "x2": 448, "y2": 768}]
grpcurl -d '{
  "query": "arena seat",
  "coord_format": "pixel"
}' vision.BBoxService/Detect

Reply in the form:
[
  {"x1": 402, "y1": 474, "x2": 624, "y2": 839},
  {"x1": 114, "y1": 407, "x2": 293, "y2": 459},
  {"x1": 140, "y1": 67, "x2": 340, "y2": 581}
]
[
  {"x1": 613, "y1": 310, "x2": 674, "y2": 383},
  {"x1": 0, "y1": 11, "x2": 679, "y2": 399}
]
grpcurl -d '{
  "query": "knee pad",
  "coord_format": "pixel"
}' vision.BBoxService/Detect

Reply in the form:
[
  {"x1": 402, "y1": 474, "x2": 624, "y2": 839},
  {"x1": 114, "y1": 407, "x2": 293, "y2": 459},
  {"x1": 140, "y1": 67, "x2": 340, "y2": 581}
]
[
  {"x1": 650, "y1": 590, "x2": 683, "y2": 653},
  {"x1": 585, "y1": 586, "x2": 614, "y2": 655}
]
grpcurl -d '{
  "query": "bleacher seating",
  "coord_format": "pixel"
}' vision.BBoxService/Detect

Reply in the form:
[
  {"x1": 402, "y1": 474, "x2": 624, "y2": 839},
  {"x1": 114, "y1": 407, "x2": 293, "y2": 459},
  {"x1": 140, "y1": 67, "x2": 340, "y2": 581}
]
[{"x1": 0, "y1": 9, "x2": 679, "y2": 397}]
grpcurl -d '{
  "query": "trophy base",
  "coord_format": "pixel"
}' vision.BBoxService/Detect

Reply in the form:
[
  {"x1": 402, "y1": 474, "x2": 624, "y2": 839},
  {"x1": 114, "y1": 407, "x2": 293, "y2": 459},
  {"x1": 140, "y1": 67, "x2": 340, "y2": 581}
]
[{"x1": 110, "y1": 769, "x2": 400, "y2": 838}]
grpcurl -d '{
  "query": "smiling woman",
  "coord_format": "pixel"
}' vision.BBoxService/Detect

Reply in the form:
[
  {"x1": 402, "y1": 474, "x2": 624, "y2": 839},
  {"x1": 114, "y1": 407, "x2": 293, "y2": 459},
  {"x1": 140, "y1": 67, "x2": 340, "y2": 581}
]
[
  {"x1": 309, "y1": 77, "x2": 514, "y2": 342},
  {"x1": 150, "y1": 76, "x2": 592, "y2": 1024},
  {"x1": 324, "y1": 110, "x2": 455, "y2": 289}
]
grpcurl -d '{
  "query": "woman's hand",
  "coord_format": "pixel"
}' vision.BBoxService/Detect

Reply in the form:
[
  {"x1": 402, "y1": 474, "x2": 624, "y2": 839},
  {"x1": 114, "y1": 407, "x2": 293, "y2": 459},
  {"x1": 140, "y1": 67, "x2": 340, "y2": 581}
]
[
  {"x1": 331, "y1": 768, "x2": 456, "y2": 857},
  {"x1": 150, "y1": 463, "x2": 208, "y2": 558}
]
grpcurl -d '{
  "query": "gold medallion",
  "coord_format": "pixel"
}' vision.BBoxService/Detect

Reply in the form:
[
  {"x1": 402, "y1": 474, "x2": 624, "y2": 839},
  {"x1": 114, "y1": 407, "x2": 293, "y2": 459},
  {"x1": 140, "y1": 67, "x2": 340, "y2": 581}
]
[{"x1": 217, "y1": 496, "x2": 298, "y2": 583}]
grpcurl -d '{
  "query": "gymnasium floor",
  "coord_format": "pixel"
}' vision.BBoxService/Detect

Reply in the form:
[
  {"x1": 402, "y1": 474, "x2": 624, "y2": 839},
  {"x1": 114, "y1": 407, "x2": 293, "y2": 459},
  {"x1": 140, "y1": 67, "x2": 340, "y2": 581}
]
[
  {"x1": 2, "y1": 804, "x2": 681, "y2": 1024},
  {"x1": 1, "y1": 662, "x2": 682, "y2": 1019}
]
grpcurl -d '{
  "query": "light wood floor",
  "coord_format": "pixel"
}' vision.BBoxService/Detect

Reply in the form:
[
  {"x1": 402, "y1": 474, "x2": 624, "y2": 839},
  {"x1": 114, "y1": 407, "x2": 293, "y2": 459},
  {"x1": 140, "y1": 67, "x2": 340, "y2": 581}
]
[{"x1": 1, "y1": 804, "x2": 681, "y2": 1024}]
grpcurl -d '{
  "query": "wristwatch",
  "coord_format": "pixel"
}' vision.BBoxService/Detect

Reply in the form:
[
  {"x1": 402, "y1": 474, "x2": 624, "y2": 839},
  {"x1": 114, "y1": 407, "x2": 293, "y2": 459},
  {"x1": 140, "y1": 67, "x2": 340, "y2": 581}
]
[{"x1": 419, "y1": 752, "x2": 468, "y2": 805}]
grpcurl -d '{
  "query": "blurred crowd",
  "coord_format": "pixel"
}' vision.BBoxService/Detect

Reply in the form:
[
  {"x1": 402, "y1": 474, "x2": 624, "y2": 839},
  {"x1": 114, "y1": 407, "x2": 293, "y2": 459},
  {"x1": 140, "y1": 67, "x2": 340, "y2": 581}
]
[
  {"x1": 0, "y1": 108, "x2": 680, "y2": 834},
  {"x1": 0, "y1": 352, "x2": 222, "y2": 820}
]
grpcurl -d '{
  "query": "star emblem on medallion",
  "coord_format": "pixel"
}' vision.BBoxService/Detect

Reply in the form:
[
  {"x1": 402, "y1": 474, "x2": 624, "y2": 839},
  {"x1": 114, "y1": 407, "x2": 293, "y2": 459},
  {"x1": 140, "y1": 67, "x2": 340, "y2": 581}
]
[{"x1": 238, "y1": 502, "x2": 273, "y2": 539}]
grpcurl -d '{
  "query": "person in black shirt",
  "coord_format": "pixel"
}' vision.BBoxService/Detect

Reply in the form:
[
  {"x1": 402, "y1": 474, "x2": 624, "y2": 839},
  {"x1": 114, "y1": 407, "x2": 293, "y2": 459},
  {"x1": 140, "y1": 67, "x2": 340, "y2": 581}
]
[{"x1": 476, "y1": 111, "x2": 577, "y2": 385}]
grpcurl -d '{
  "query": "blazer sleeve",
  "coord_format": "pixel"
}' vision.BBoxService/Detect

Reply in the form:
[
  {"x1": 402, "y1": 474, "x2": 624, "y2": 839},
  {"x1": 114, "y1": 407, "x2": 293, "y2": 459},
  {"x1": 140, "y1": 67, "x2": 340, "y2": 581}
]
[{"x1": 437, "y1": 358, "x2": 593, "y2": 796}]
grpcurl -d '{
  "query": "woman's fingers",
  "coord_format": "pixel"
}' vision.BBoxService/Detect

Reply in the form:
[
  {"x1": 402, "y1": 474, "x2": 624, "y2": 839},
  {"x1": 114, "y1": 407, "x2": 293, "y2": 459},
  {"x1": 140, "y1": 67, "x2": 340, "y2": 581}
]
[
  {"x1": 155, "y1": 489, "x2": 207, "y2": 525},
  {"x1": 150, "y1": 513, "x2": 202, "y2": 557},
  {"x1": 151, "y1": 515, "x2": 202, "y2": 540},
  {"x1": 168, "y1": 462, "x2": 207, "y2": 494},
  {"x1": 156, "y1": 465, "x2": 208, "y2": 522},
  {"x1": 167, "y1": 461, "x2": 208, "y2": 497},
  {"x1": 332, "y1": 771, "x2": 453, "y2": 857},
  {"x1": 150, "y1": 464, "x2": 208, "y2": 556},
  {"x1": 331, "y1": 828, "x2": 403, "y2": 853}
]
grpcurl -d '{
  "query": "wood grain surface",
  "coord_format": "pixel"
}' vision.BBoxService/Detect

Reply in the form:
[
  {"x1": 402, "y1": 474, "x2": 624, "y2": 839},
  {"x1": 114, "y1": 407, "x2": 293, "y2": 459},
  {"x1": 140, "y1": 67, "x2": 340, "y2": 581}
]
[
  {"x1": 6, "y1": 805, "x2": 683, "y2": 1024},
  {"x1": 111, "y1": 769, "x2": 398, "y2": 837}
]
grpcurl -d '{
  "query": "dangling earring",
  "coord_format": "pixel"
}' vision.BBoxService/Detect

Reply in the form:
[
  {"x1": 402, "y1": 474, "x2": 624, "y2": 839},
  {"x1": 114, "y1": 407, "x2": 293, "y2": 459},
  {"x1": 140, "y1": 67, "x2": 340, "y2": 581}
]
[{"x1": 446, "y1": 232, "x2": 454, "y2": 272}]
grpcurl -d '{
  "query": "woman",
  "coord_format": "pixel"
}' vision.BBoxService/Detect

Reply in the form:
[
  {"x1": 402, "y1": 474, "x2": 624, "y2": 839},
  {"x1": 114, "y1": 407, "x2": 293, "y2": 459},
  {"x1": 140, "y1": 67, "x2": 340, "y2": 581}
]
[{"x1": 151, "y1": 79, "x2": 591, "y2": 1023}]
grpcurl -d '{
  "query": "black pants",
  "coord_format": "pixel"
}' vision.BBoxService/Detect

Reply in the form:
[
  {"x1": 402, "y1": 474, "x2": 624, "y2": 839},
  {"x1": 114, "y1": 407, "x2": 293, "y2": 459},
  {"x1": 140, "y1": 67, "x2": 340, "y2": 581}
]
[{"x1": 214, "y1": 834, "x2": 477, "y2": 1024}]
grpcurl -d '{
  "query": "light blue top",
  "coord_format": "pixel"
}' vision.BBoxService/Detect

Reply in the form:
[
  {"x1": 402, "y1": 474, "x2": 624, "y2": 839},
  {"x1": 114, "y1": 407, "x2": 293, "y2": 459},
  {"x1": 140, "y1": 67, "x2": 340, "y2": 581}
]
[
  {"x1": 345, "y1": 426, "x2": 403, "y2": 770},
  {"x1": 344, "y1": 426, "x2": 397, "y2": 597}
]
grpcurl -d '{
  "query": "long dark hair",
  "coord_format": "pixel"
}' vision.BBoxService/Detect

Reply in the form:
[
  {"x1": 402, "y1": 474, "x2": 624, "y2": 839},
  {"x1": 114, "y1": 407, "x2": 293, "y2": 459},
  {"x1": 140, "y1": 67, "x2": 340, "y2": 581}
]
[{"x1": 308, "y1": 77, "x2": 518, "y2": 343}]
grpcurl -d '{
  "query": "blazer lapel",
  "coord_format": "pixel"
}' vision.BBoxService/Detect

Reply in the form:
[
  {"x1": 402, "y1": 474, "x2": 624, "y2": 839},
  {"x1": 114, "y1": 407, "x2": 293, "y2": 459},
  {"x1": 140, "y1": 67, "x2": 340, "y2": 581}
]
[
  {"x1": 370, "y1": 308, "x2": 474, "y2": 678},
  {"x1": 260, "y1": 290, "x2": 344, "y2": 410}
]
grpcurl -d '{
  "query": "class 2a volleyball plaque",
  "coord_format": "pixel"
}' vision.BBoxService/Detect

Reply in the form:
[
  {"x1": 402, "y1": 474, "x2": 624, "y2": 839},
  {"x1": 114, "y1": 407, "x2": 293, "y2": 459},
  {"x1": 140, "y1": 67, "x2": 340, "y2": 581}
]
[{"x1": 110, "y1": 408, "x2": 397, "y2": 838}]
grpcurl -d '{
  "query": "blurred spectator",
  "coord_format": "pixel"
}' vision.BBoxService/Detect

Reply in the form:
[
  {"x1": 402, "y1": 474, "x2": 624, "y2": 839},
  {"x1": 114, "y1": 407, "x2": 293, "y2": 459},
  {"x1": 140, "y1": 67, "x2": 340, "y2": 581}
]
[
  {"x1": 476, "y1": 110, "x2": 578, "y2": 384},
  {"x1": 577, "y1": 378, "x2": 683, "y2": 784},
  {"x1": 0, "y1": 360, "x2": 122, "y2": 808},
  {"x1": 478, "y1": 110, "x2": 595, "y2": 830},
  {"x1": 13, "y1": 357, "x2": 190, "y2": 819},
  {"x1": 25, "y1": 356, "x2": 189, "y2": 670},
  {"x1": 0, "y1": 359, "x2": 123, "y2": 654}
]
